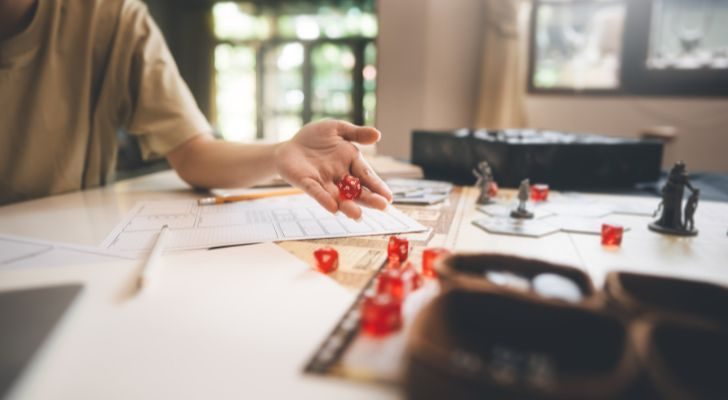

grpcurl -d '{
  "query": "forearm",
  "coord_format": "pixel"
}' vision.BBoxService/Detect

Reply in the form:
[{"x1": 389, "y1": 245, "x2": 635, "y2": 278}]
[{"x1": 166, "y1": 135, "x2": 281, "y2": 189}]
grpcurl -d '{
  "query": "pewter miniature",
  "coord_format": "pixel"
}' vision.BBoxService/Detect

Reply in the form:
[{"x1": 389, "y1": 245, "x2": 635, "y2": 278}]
[
  {"x1": 684, "y1": 189, "x2": 699, "y2": 232},
  {"x1": 473, "y1": 161, "x2": 495, "y2": 205},
  {"x1": 649, "y1": 161, "x2": 699, "y2": 236},
  {"x1": 510, "y1": 179, "x2": 534, "y2": 219}
]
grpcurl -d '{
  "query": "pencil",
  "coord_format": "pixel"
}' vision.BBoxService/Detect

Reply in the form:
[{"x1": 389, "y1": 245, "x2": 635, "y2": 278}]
[
  {"x1": 137, "y1": 224, "x2": 170, "y2": 291},
  {"x1": 197, "y1": 188, "x2": 304, "y2": 205}
]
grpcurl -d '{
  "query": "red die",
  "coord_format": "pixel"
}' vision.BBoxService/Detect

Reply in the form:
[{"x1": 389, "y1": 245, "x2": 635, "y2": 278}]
[
  {"x1": 601, "y1": 224, "x2": 624, "y2": 246},
  {"x1": 530, "y1": 184, "x2": 549, "y2": 202},
  {"x1": 313, "y1": 247, "x2": 339, "y2": 273},
  {"x1": 377, "y1": 263, "x2": 421, "y2": 302},
  {"x1": 360, "y1": 293, "x2": 402, "y2": 337},
  {"x1": 387, "y1": 236, "x2": 409, "y2": 263},
  {"x1": 337, "y1": 174, "x2": 362, "y2": 200},
  {"x1": 488, "y1": 181, "x2": 499, "y2": 197},
  {"x1": 402, "y1": 263, "x2": 423, "y2": 290},
  {"x1": 422, "y1": 247, "x2": 451, "y2": 279}
]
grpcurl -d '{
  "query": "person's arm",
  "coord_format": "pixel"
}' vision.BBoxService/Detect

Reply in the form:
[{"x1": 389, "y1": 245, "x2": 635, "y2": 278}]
[
  {"x1": 166, "y1": 135, "x2": 279, "y2": 189},
  {"x1": 166, "y1": 119, "x2": 393, "y2": 220}
]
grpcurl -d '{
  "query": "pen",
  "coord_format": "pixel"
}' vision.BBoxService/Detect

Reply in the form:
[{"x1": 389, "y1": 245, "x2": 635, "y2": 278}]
[
  {"x1": 197, "y1": 188, "x2": 304, "y2": 205},
  {"x1": 137, "y1": 224, "x2": 170, "y2": 292}
]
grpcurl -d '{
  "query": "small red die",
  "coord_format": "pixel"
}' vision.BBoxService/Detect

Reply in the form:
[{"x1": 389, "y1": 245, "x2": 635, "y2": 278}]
[
  {"x1": 377, "y1": 262, "x2": 421, "y2": 302},
  {"x1": 488, "y1": 181, "x2": 499, "y2": 197},
  {"x1": 402, "y1": 263, "x2": 423, "y2": 290},
  {"x1": 387, "y1": 236, "x2": 409, "y2": 262},
  {"x1": 422, "y1": 247, "x2": 450, "y2": 279},
  {"x1": 337, "y1": 174, "x2": 362, "y2": 200},
  {"x1": 601, "y1": 224, "x2": 624, "y2": 246},
  {"x1": 360, "y1": 293, "x2": 402, "y2": 337},
  {"x1": 530, "y1": 183, "x2": 549, "y2": 202},
  {"x1": 313, "y1": 247, "x2": 339, "y2": 273}
]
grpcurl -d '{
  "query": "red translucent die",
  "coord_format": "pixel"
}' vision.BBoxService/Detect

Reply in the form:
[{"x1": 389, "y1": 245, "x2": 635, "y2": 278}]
[
  {"x1": 337, "y1": 174, "x2": 362, "y2": 200},
  {"x1": 387, "y1": 236, "x2": 409, "y2": 262},
  {"x1": 422, "y1": 247, "x2": 451, "y2": 279},
  {"x1": 360, "y1": 293, "x2": 402, "y2": 337},
  {"x1": 377, "y1": 263, "x2": 421, "y2": 302},
  {"x1": 488, "y1": 181, "x2": 499, "y2": 197},
  {"x1": 313, "y1": 247, "x2": 339, "y2": 273},
  {"x1": 402, "y1": 263, "x2": 423, "y2": 290},
  {"x1": 530, "y1": 184, "x2": 549, "y2": 202},
  {"x1": 601, "y1": 224, "x2": 624, "y2": 246},
  {"x1": 385, "y1": 256, "x2": 401, "y2": 269}
]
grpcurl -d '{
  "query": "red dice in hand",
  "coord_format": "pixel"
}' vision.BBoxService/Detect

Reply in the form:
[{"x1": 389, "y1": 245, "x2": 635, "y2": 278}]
[
  {"x1": 387, "y1": 236, "x2": 409, "y2": 263},
  {"x1": 337, "y1": 174, "x2": 362, "y2": 200},
  {"x1": 360, "y1": 293, "x2": 402, "y2": 337},
  {"x1": 531, "y1": 183, "x2": 549, "y2": 202},
  {"x1": 313, "y1": 247, "x2": 339, "y2": 273},
  {"x1": 422, "y1": 247, "x2": 450, "y2": 279},
  {"x1": 601, "y1": 224, "x2": 624, "y2": 246}
]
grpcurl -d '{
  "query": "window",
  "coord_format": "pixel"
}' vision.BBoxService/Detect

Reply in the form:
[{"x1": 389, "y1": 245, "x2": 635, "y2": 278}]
[
  {"x1": 531, "y1": 0, "x2": 627, "y2": 91},
  {"x1": 647, "y1": 0, "x2": 728, "y2": 71},
  {"x1": 212, "y1": 1, "x2": 378, "y2": 142},
  {"x1": 529, "y1": 0, "x2": 728, "y2": 96}
]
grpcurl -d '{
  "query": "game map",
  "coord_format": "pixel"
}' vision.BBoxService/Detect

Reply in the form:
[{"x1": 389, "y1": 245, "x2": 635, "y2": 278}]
[{"x1": 297, "y1": 184, "x2": 728, "y2": 385}]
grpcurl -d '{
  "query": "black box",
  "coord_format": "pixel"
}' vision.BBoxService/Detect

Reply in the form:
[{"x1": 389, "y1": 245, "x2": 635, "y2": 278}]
[{"x1": 411, "y1": 129, "x2": 663, "y2": 189}]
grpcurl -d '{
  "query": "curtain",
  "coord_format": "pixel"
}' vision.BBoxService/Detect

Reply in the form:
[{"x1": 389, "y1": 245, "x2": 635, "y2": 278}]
[{"x1": 473, "y1": 0, "x2": 528, "y2": 129}]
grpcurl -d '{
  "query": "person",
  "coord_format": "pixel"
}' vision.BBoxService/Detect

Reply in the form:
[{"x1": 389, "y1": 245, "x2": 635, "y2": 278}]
[{"x1": 0, "y1": 0, "x2": 392, "y2": 219}]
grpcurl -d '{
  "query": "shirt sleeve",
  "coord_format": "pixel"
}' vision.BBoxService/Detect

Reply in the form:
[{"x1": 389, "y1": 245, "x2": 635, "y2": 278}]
[{"x1": 114, "y1": 0, "x2": 212, "y2": 160}]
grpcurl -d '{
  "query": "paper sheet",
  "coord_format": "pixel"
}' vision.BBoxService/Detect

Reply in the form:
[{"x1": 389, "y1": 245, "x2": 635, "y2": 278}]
[
  {"x1": 101, "y1": 195, "x2": 427, "y2": 254},
  {"x1": 0, "y1": 234, "x2": 134, "y2": 270}
]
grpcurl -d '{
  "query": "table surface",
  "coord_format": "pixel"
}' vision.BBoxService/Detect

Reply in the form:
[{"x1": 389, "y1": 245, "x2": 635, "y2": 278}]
[{"x1": 1, "y1": 171, "x2": 727, "y2": 400}]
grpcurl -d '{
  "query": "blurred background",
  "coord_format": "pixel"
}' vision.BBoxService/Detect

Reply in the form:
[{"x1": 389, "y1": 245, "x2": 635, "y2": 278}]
[{"x1": 140, "y1": 0, "x2": 728, "y2": 173}]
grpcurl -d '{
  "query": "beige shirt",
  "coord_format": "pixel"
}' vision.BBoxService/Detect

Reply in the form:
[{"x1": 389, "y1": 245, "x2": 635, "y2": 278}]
[{"x1": 0, "y1": 0, "x2": 211, "y2": 205}]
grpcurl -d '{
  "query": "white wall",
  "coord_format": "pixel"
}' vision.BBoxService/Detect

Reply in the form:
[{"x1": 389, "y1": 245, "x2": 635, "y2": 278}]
[
  {"x1": 526, "y1": 97, "x2": 728, "y2": 172},
  {"x1": 375, "y1": 1, "x2": 728, "y2": 172},
  {"x1": 376, "y1": 0, "x2": 484, "y2": 160}
]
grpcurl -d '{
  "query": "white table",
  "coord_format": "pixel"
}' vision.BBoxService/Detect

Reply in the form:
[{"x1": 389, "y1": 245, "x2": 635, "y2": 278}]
[
  {"x1": 0, "y1": 171, "x2": 398, "y2": 400},
  {"x1": 2, "y1": 171, "x2": 727, "y2": 399}
]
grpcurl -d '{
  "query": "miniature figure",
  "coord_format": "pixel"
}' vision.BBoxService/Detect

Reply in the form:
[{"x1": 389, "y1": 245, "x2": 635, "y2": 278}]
[
  {"x1": 684, "y1": 189, "x2": 699, "y2": 232},
  {"x1": 473, "y1": 161, "x2": 495, "y2": 205},
  {"x1": 649, "y1": 161, "x2": 699, "y2": 236},
  {"x1": 510, "y1": 179, "x2": 534, "y2": 219}
]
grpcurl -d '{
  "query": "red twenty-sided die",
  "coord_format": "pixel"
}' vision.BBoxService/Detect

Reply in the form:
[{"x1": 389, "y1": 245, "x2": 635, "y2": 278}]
[
  {"x1": 601, "y1": 224, "x2": 624, "y2": 246},
  {"x1": 360, "y1": 293, "x2": 402, "y2": 337},
  {"x1": 377, "y1": 262, "x2": 421, "y2": 302},
  {"x1": 387, "y1": 236, "x2": 409, "y2": 263},
  {"x1": 422, "y1": 247, "x2": 450, "y2": 279},
  {"x1": 530, "y1": 183, "x2": 549, "y2": 202},
  {"x1": 337, "y1": 174, "x2": 362, "y2": 200},
  {"x1": 488, "y1": 181, "x2": 499, "y2": 197},
  {"x1": 313, "y1": 247, "x2": 339, "y2": 273}
]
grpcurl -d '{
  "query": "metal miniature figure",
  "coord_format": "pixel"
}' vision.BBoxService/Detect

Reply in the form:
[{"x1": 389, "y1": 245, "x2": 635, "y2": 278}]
[
  {"x1": 473, "y1": 161, "x2": 495, "y2": 205},
  {"x1": 510, "y1": 179, "x2": 534, "y2": 219},
  {"x1": 684, "y1": 189, "x2": 699, "y2": 232},
  {"x1": 649, "y1": 161, "x2": 699, "y2": 236}
]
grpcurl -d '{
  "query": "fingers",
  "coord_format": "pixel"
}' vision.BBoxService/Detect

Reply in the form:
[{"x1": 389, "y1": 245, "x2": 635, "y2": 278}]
[
  {"x1": 357, "y1": 189, "x2": 389, "y2": 211},
  {"x1": 351, "y1": 156, "x2": 393, "y2": 202},
  {"x1": 299, "y1": 177, "x2": 338, "y2": 214},
  {"x1": 337, "y1": 121, "x2": 381, "y2": 145},
  {"x1": 339, "y1": 200, "x2": 363, "y2": 220}
]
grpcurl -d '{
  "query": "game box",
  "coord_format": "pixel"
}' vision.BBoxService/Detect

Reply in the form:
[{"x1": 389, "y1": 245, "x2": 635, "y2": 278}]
[{"x1": 411, "y1": 129, "x2": 663, "y2": 189}]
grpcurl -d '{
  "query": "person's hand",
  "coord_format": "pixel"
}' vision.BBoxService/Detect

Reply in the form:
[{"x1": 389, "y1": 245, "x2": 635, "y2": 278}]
[{"x1": 275, "y1": 120, "x2": 393, "y2": 219}]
